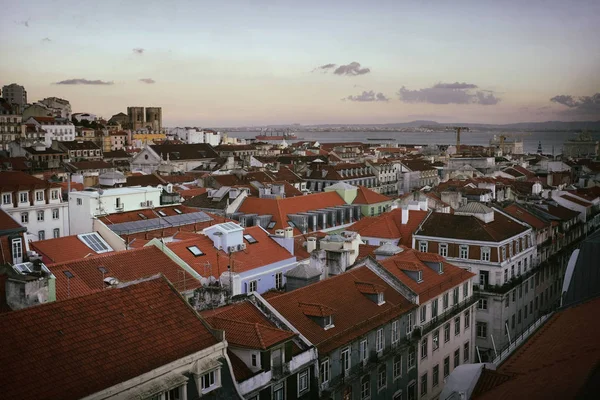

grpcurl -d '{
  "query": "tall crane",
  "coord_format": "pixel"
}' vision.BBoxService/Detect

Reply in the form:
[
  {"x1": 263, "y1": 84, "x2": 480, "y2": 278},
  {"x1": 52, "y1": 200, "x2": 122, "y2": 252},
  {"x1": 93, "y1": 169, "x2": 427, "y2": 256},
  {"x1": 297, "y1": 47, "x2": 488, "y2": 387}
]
[{"x1": 446, "y1": 126, "x2": 470, "y2": 152}]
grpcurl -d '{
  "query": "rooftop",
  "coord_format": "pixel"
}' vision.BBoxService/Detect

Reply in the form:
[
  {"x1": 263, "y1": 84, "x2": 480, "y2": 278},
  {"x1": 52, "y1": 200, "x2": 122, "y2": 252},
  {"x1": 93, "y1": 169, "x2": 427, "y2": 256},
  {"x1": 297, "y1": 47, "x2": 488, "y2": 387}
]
[
  {"x1": 0, "y1": 277, "x2": 218, "y2": 400},
  {"x1": 30, "y1": 233, "x2": 114, "y2": 264},
  {"x1": 352, "y1": 185, "x2": 392, "y2": 205}
]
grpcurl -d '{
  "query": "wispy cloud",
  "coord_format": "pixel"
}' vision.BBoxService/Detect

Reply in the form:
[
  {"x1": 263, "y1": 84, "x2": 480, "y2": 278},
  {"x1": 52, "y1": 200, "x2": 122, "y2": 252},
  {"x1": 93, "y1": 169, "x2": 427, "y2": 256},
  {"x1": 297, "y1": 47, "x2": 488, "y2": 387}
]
[
  {"x1": 42, "y1": 37, "x2": 52, "y2": 42},
  {"x1": 343, "y1": 90, "x2": 389, "y2": 102},
  {"x1": 133, "y1": 48, "x2": 145, "y2": 54},
  {"x1": 550, "y1": 93, "x2": 600, "y2": 117},
  {"x1": 15, "y1": 19, "x2": 29, "y2": 28},
  {"x1": 398, "y1": 82, "x2": 500, "y2": 105},
  {"x1": 312, "y1": 63, "x2": 336, "y2": 73},
  {"x1": 139, "y1": 78, "x2": 156, "y2": 84},
  {"x1": 334, "y1": 62, "x2": 370, "y2": 76},
  {"x1": 55, "y1": 78, "x2": 114, "y2": 85}
]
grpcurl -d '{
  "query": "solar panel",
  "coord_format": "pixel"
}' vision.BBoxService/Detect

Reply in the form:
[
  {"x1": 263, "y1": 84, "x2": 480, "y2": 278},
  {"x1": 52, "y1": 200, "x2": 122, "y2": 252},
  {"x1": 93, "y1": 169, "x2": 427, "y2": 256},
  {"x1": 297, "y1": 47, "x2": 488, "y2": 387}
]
[
  {"x1": 244, "y1": 234, "x2": 258, "y2": 244},
  {"x1": 267, "y1": 221, "x2": 276, "y2": 229},
  {"x1": 187, "y1": 246, "x2": 204, "y2": 256},
  {"x1": 109, "y1": 211, "x2": 213, "y2": 235},
  {"x1": 63, "y1": 271, "x2": 74, "y2": 279},
  {"x1": 78, "y1": 233, "x2": 112, "y2": 253}
]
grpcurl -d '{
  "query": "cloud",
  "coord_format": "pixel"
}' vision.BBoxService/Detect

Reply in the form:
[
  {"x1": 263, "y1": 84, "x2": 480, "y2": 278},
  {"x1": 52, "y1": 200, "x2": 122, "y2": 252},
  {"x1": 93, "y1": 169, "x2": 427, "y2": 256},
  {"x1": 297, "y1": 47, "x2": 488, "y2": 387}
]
[
  {"x1": 139, "y1": 78, "x2": 156, "y2": 84},
  {"x1": 42, "y1": 37, "x2": 51, "y2": 42},
  {"x1": 397, "y1": 82, "x2": 500, "y2": 105},
  {"x1": 433, "y1": 82, "x2": 478, "y2": 89},
  {"x1": 312, "y1": 63, "x2": 336, "y2": 73},
  {"x1": 550, "y1": 93, "x2": 600, "y2": 117},
  {"x1": 15, "y1": 20, "x2": 29, "y2": 27},
  {"x1": 55, "y1": 79, "x2": 114, "y2": 85},
  {"x1": 343, "y1": 90, "x2": 389, "y2": 102},
  {"x1": 334, "y1": 62, "x2": 370, "y2": 76},
  {"x1": 133, "y1": 48, "x2": 145, "y2": 54}
]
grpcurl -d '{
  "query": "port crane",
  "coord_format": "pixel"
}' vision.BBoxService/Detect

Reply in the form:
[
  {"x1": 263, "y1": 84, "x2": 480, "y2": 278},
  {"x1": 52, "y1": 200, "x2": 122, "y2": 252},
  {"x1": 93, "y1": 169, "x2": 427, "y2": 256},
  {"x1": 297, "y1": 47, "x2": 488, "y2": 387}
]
[{"x1": 446, "y1": 126, "x2": 470, "y2": 152}]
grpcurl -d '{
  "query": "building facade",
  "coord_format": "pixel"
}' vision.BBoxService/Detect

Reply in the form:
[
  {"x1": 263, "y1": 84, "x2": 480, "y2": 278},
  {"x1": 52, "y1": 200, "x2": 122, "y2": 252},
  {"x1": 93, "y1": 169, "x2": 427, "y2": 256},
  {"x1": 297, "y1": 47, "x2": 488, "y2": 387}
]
[{"x1": 1, "y1": 83, "x2": 27, "y2": 108}]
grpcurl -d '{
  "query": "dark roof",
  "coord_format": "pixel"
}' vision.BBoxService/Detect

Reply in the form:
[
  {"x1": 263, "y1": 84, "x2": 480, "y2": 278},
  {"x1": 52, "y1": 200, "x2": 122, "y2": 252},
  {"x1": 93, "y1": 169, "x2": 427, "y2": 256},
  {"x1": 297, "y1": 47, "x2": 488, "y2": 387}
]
[
  {"x1": 23, "y1": 147, "x2": 66, "y2": 155},
  {"x1": 0, "y1": 209, "x2": 25, "y2": 235},
  {"x1": 103, "y1": 150, "x2": 131, "y2": 159},
  {"x1": 563, "y1": 229, "x2": 600, "y2": 307},
  {"x1": 0, "y1": 277, "x2": 218, "y2": 400},
  {"x1": 150, "y1": 143, "x2": 218, "y2": 160},
  {"x1": 0, "y1": 171, "x2": 56, "y2": 192},
  {"x1": 184, "y1": 192, "x2": 230, "y2": 210},
  {"x1": 57, "y1": 141, "x2": 101, "y2": 150},
  {"x1": 66, "y1": 161, "x2": 113, "y2": 170},
  {"x1": 416, "y1": 211, "x2": 529, "y2": 242}
]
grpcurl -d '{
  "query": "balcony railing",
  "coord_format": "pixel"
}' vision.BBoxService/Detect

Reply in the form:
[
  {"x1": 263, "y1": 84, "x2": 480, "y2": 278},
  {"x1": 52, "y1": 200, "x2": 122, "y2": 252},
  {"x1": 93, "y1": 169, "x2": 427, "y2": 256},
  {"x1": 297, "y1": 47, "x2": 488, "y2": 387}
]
[{"x1": 419, "y1": 294, "x2": 479, "y2": 337}]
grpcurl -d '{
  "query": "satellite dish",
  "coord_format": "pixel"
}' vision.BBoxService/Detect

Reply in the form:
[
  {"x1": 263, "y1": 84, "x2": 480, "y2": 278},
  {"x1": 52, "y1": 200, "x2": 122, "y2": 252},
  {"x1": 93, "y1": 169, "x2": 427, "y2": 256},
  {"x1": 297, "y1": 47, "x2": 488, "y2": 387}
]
[{"x1": 98, "y1": 189, "x2": 104, "y2": 195}]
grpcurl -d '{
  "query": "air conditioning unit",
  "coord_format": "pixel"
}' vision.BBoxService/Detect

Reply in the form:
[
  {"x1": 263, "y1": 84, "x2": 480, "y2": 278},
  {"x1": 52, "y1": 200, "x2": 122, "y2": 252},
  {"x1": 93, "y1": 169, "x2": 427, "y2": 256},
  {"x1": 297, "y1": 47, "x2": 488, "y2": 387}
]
[
  {"x1": 140, "y1": 201, "x2": 147, "y2": 207},
  {"x1": 228, "y1": 246, "x2": 237, "y2": 253},
  {"x1": 238, "y1": 243, "x2": 247, "y2": 251}
]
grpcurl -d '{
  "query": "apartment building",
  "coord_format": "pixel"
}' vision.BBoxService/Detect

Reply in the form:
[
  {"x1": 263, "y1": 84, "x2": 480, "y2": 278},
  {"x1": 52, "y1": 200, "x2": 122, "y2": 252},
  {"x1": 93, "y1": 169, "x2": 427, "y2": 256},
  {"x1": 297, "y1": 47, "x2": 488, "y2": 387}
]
[
  {"x1": 0, "y1": 98, "x2": 22, "y2": 150},
  {"x1": 0, "y1": 171, "x2": 68, "y2": 243},
  {"x1": 412, "y1": 203, "x2": 536, "y2": 361},
  {"x1": 24, "y1": 116, "x2": 76, "y2": 146},
  {"x1": 305, "y1": 162, "x2": 378, "y2": 192}
]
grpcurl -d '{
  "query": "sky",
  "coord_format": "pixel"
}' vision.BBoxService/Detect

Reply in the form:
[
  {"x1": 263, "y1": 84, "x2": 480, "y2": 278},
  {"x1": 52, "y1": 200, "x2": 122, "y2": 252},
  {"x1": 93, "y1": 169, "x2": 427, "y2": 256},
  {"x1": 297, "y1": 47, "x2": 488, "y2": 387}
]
[{"x1": 1, "y1": 0, "x2": 599, "y2": 126}]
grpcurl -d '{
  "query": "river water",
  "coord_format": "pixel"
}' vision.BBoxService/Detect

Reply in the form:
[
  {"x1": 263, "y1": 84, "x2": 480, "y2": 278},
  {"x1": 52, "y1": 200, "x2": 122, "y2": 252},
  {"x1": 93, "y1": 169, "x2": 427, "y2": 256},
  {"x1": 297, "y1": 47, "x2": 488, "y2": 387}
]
[{"x1": 227, "y1": 130, "x2": 600, "y2": 155}]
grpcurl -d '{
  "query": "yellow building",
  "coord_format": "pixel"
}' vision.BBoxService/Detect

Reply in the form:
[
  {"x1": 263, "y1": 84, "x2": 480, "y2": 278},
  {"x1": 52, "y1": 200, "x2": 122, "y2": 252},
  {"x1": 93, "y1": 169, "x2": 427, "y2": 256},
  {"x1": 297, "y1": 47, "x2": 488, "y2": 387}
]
[{"x1": 132, "y1": 132, "x2": 166, "y2": 146}]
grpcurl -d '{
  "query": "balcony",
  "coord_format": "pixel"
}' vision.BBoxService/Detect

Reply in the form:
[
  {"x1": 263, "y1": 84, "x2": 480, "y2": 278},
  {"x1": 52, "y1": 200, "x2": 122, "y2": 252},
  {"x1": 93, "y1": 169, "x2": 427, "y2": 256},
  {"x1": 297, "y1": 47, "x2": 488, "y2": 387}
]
[{"x1": 419, "y1": 294, "x2": 479, "y2": 337}]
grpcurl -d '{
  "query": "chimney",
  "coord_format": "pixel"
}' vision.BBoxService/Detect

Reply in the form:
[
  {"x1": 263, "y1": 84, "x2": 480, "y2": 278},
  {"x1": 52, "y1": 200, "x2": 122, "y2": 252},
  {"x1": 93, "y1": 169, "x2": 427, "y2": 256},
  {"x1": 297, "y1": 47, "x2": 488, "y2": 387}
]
[
  {"x1": 284, "y1": 227, "x2": 294, "y2": 238},
  {"x1": 401, "y1": 207, "x2": 409, "y2": 225},
  {"x1": 306, "y1": 237, "x2": 317, "y2": 253}
]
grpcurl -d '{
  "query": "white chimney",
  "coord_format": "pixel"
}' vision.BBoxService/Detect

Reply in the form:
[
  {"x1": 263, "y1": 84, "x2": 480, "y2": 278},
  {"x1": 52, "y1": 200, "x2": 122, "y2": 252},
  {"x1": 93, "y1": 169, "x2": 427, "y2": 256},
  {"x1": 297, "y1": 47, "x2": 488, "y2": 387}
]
[
  {"x1": 401, "y1": 207, "x2": 409, "y2": 225},
  {"x1": 284, "y1": 227, "x2": 294, "y2": 238},
  {"x1": 306, "y1": 237, "x2": 317, "y2": 253},
  {"x1": 275, "y1": 229, "x2": 285, "y2": 237}
]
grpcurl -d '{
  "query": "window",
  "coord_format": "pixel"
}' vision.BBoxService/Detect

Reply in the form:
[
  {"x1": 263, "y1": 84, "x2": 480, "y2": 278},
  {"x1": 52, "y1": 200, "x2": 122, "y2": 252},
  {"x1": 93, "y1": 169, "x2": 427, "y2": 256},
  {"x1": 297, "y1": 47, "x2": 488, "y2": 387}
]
[
  {"x1": 37, "y1": 210, "x2": 44, "y2": 221},
  {"x1": 273, "y1": 382, "x2": 285, "y2": 400},
  {"x1": 459, "y1": 245, "x2": 469, "y2": 259},
  {"x1": 432, "y1": 299, "x2": 438, "y2": 318},
  {"x1": 524, "y1": 304, "x2": 528, "y2": 318},
  {"x1": 377, "y1": 292, "x2": 385, "y2": 305},
  {"x1": 267, "y1": 221, "x2": 276, "y2": 229},
  {"x1": 439, "y1": 243, "x2": 448, "y2": 257},
  {"x1": 504, "y1": 268, "x2": 508, "y2": 283},
  {"x1": 342, "y1": 347, "x2": 351, "y2": 373},
  {"x1": 249, "y1": 280, "x2": 257, "y2": 292},
  {"x1": 21, "y1": 212, "x2": 28, "y2": 224},
  {"x1": 421, "y1": 337, "x2": 428, "y2": 359},
  {"x1": 19, "y1": 192, "x2": 28, "y2": 203},
  {"x1": 432, "y1": 365, "x2": 439, "y2": 387},
  {"x1": 360, "y1": 339, "x2": 368, "y2": 362},
  {"x1": 443, "y1": 292, "x2": 449, "y2": 309},
  {"x1": 481, "y1": 247, "x2": 490, "y2": 261},
  {"x1": 525, "y1": 281, "x2": 529, "y2": 294},
  {"x1": 476, "y1": 299, "x2": 488, "y2": 312},
  {"x1": 420, "y1": 373, "x2": 428, "y2": 396},
  {"x1": 519, "y1": 285, "x2": 523, "y2": 299},
  {"x1": 165, "y1": 386, "x2": 183, "y2": 400},
  {"x1": 419, "y1": 241, "x2": 428, "y2": 252},
  {"x1": 454, "y1": 317, "x2": 460, "y2": 336},
  {"x1": 376, "y1": 328, "x2": 384, "y2": 352},
  {"x1": 275, "y1": 272, "x2": 283, "y2": 290},
  {"x1": 53, "y1": 228, "x2": 60, "y2": 238},
  {"x1": 361, "y1": 375, "x2": 371, "y2": 400},
  {"x1": 77, "y1": 198, "x2": 82, "y2": 205},
  {"x1": 407, "y1": 382, "x2": 416, "y2": 400},
  {"x1": 464, "y1": 342, "x2": 470, "y2": 362},
  {"x1": 505, "y1": 295, "x2": 509, "y2": 308},
  {"x1": 432, "y1": 330, "x2": 439, "y2": 351},
  {"x1": 512, "y1": 290, "x2": 516, "y2": 302},
  {"x1": 454, "y1": 348, "x2": 460, "y2": 368},
  {"x1": 36, "y1": 191, "x2": 44, "y2": 201},
  {"x1": 463, "y1": 282, "x2": 469, "y2": 298},
  {"x1": 2, "y1": 193, "x2": 11, "y2": 204},
  {"x1": 443, "y1": 357, "x2": 450, "y2": 377},
  {"x1": 370, "y1": 207, "x2": 375, "y2": 216},
  {"x1": 407, "y1": 312, "x2": 413, "y2": 333},
  {"x1": 420, "y1": 306, "x2": 427, "y2": 323},
  {"x1": 515, "y1": 239, "x2": 520, "y2": 253},
  {"x1": 52, "y1": 209, "x2": 59, "y2": 219},
  {"x1": 251, "y1": 353, "x2": 257, "y2": 367},
  {"x1": 392, "y1": 321, "x2": 399, "y2": 344},
  {"x1": 378, "y1": 365, "x2": 387, "y2": 390},
  {"x1": 479, "y1": 270, "x2": 489, "y2": 287},
  {"x1": 464, "y1": 310, "x2": 470, "y2": 329},
  {"x1": 509, "y1": 242, "x2": 513, "y2": 257},
  {"x1": 298, "y1": 369, "x2": 310, "y2": 395},
  {"x1": 393, "y1": 356, "x2": 402, "y2": 379},
  {"x1": 453, "y1": 287, "x2": 459, "y2": 304},
  {"x1": 12, "y1": 238, "x2": 23, "y2": 263},
  {"x1": 38, "y1": 230, "x2": 45, "y2": 240},
  {"x1": 157, "y1": 210, "x2": 167, "y2": 217},
  {"x1": 408, "y1": 346, "x2": 415, "y2": 369},
  {"x1": 51, "y1": 190, "x2": 59, "y2": 200},
  {"x1": 320, "y1": 359, "x2": 330, "y2": 384},
  {"x1": 518, "y1": 309, "x2": 522, "y2": 324},
  {"x1": 201, "y1": 370, "x2": 218, "y2": 392},
  {"x1": 501, "y1": 246, "x2": 506, "y2": 260},
  {"x1": 444, "y1": 323, "x2": 450, "y2": 343},
  {"x1": 244, "y1": 234, "x2": 258, "y2": 244},
  {"x1": 476, "y1": 322, "x2": 487, "y2": 338}
]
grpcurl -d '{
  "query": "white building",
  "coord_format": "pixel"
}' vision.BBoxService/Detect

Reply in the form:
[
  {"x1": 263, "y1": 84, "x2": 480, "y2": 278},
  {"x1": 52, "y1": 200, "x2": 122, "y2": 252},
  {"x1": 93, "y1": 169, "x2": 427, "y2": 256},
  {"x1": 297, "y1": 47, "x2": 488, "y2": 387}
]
[
  {"x1": 24, "y1": 116, "x2": 76, "y2": 147},
  {"x1": 72, "y1": 113, "x2": 97, "y2": 123},
  {"x1": 37, "y1": 97, "x2": 72, "y2": 119},
  {"x1": 169, "y1": 127, "x2": 222, "y2": 146},
  {"x1": 68, "y1": 187, "x2": 163, "y2": 234},
  {"x1": 0, "y1": 171, "x2": 69, "y2": 243}
]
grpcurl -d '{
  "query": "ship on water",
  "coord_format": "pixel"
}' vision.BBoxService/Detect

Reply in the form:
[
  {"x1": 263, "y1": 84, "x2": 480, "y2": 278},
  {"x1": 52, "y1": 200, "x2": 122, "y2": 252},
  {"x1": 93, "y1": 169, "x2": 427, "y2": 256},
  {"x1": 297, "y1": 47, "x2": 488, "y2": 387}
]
[{"x1": 255, "y1": 128, "x2": 298, "y2": 141}]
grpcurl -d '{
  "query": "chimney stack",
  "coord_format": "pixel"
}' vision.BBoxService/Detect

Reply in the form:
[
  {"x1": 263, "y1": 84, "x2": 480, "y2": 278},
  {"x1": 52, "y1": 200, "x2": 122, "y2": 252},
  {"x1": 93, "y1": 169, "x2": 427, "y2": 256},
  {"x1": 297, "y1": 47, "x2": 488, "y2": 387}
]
[
  {"x1": 401, "y1": 207, "x2": 409, "y2": 225},
  {"x1": 306, "y1": 237, "x2": 317, "y2": 253}
]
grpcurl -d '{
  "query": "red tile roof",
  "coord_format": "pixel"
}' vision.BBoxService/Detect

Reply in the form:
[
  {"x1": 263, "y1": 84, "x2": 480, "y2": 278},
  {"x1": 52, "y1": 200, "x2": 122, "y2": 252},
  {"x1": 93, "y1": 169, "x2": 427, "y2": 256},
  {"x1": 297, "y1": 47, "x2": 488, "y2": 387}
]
[
  {"x1": 167, "y1": 226, "x2": 293, "y2": 277},
  {"x1": 30, "y1": 235, "x2": 114, "y2": 264},
  {"x1": 178, "y1": 187, "x2": 208, "y2": 200},
  {"x1": 0, "y1": 277, "x2": 218, "y2": 400},
  {"x1": 238, "y1": 192, "x2": 346, "y2": 232},
  {"x1": 0, "y1": 171, "x2": 53, "y2": 192},
  {"x1": 352, "y1": 186, "x2": 392, "y2": 205},
  {"x1": 348, "y1": 209, "x2": 429, "y2": 246},
  {"x1": 561, "y1": 194, "x2": 592, "y2": 207},
  {"x1": 0, "y1": 209, "x2": 24, "y2": 232},
  {"x1": 357, "y1": 244, "x2": 379, "y2": 259},
  {"x1": 379, "y1": 249, "x2": 475, "y2": 302},
  {"x1": 266, "y1": 265, "x2": 416, "y2": 354},
  {"x1": 475, "y1": 296, "x2": 600, "y2": 400},
  {"x1": 47, "y1": 246, "x2": 201, "y2": 300},
  {"x1": 503, "y1": 204, "x2": 550, "y2": 230},
  {"x1": 98, "y1": 205, "x2": 200, "y2": 224}
]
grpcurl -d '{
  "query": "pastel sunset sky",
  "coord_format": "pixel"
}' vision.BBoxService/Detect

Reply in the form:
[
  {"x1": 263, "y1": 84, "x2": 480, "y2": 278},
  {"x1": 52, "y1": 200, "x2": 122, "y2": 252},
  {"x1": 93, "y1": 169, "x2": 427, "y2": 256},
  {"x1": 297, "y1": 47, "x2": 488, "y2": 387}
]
[{"x1": 1, "y1": 0, "x2": 599, "y2": 126}]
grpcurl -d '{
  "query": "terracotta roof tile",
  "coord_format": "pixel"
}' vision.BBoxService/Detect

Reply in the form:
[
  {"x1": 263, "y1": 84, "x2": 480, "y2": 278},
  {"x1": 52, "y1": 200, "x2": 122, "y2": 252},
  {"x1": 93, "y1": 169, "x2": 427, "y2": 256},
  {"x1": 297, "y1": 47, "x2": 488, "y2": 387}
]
[
  {"x1": 561, "y1": 194, "x2": 592, "y2": 207},
  {"x1": 352, "y1": 186, "x2": 392, "y2": 205},
  {"x1": 0, "y1": 277, "x2": 218, "y2": 400},
  {"x1": 0, "y1": 209, "x2": 24, "y2": 232},
  {"x1": 30, "y1": 235, "x2": 114, "y2": 264},
  {"x1": 380, "y1": 249, "x2": 476, "y2": 302},
  {"x1": 355, "y1": 281, "x2": 386, "y2": 294},
  {"x1": 348, "y1": 209, "x2": 428, "y2": 247},
  {"x1": 267, "y1": 265, "x2": 416, "y2": 354},
  {"x1": 503, "y1": 204, "x2": 551, "y2": 230},
  {"x1": 47, "y1": 246, "x2": 201, "y2": 300},
  {"x1": 208, "y1": 316, "x2": 295, "y2": 350},
  {"x1": 299, "y1": 302, "x2": 336, "y2": 317}
]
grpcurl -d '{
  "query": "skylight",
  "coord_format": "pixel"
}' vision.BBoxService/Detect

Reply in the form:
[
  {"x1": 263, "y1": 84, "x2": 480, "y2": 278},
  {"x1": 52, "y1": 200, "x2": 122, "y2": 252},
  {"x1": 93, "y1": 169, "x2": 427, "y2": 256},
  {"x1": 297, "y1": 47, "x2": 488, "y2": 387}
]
[
  {"x1": 78, "y1": 233, "x2": 112, "y2": 253},
  {"x1": 63, "y1": 271, "x2": 74, "y2": 279},
  {"x1": 138, "y1": 213, "x2": 148, "y2": 220},
  {"x1": 98, "y1": 266, "x2": 108, "y2": 274},
  {"x1": 174, "y1": 208, "x2": 182, "y2": 214},
  {"x1": 267, "y1": 221, "x2": 276, "y2": 229},
  {"x1": 244, "y1": 234, "x2": 258, "y2": 244},
  {"x1": 187, "y1": 245, "x2": 204, "y2": 256},
  {"x1": 157, "y1": 210, "x2": 167, "y2": 217}
]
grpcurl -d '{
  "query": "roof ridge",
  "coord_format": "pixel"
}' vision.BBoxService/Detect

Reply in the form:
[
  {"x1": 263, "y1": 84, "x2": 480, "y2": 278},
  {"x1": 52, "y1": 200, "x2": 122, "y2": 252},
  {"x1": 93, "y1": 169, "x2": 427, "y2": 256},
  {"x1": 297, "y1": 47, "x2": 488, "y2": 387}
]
[{"x1": 50, "y1": 246, "x2": 159, "y2": 267}]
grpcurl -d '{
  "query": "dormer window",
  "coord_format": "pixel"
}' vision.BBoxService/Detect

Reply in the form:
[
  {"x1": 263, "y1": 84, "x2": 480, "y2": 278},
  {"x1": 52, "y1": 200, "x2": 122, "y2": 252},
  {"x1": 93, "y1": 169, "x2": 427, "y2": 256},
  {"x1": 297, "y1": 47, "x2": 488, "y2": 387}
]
[
  {"x1": 417, "y1": 270, "x2": 423, "y2": 282},
  {"x1": 377, "y1": 292, "x2": 385, "y2": 305},
  {"x1": 35, "y1": 191, "x2": 44, "y2": 201},
  {"x1": 419, "y1": 241, "x2": 428, "y2": 252},
  {"x1": 323, "y1": 315, "x2": 334, "y2": 330}
]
